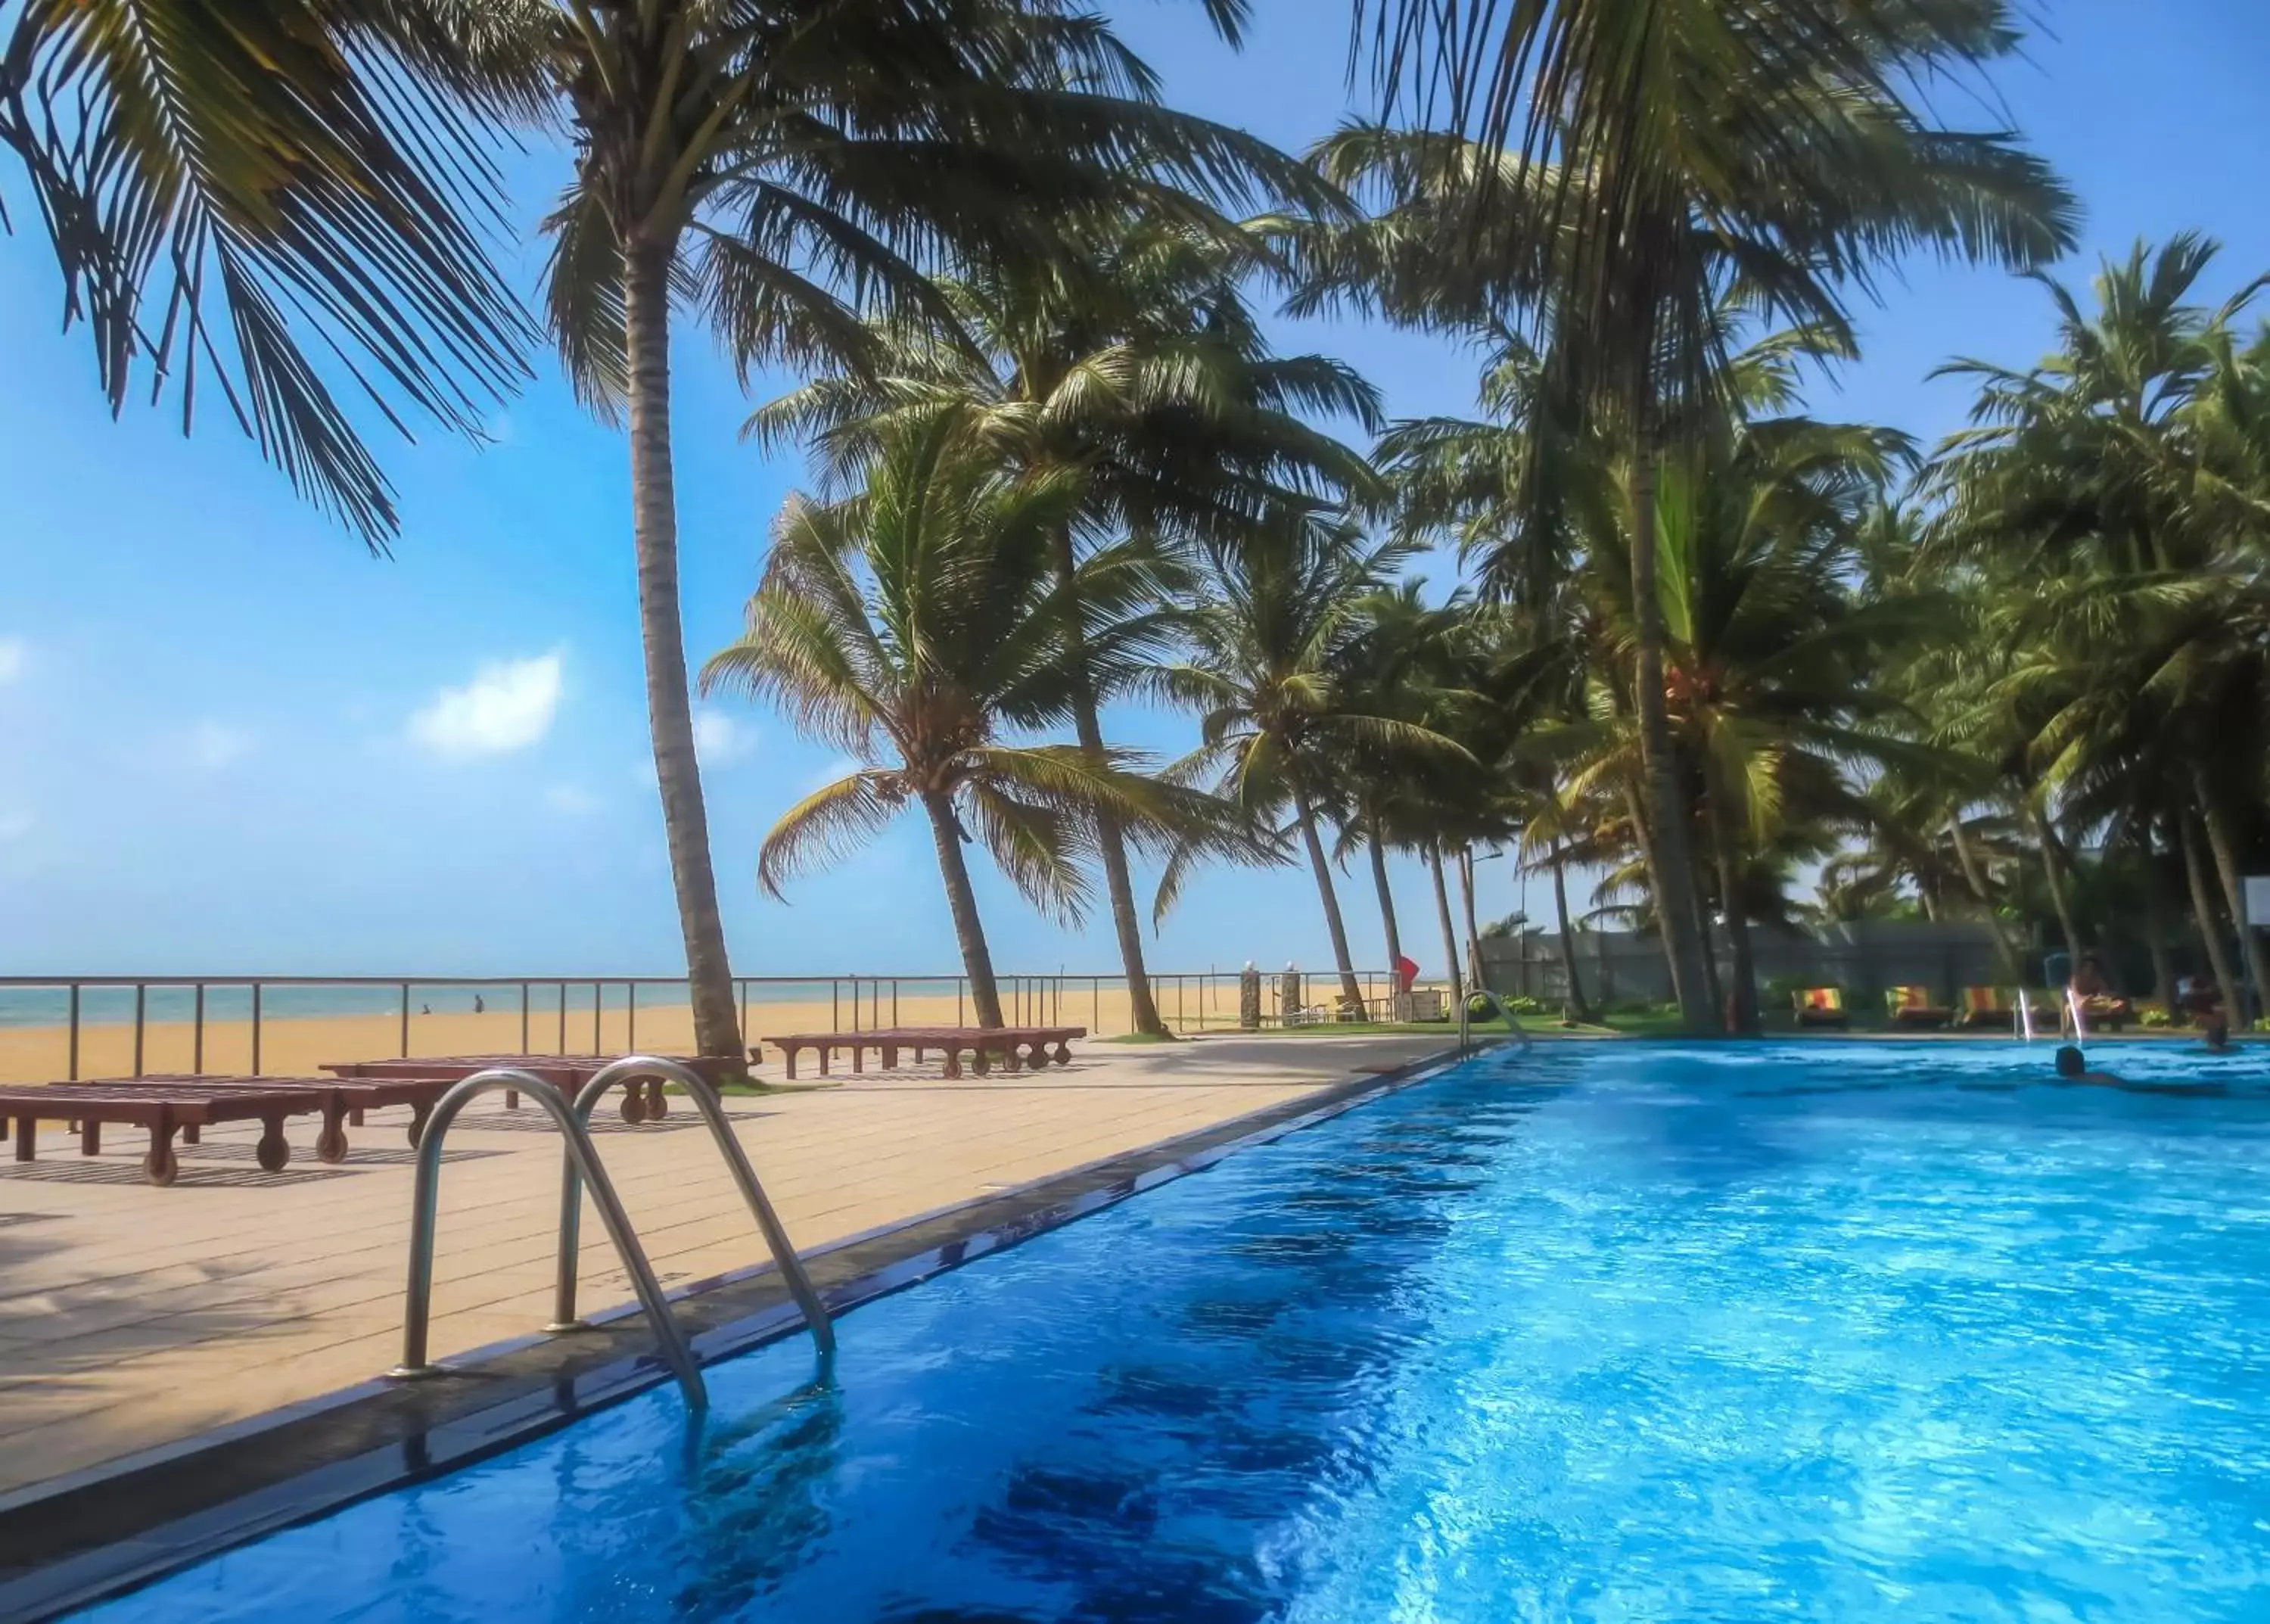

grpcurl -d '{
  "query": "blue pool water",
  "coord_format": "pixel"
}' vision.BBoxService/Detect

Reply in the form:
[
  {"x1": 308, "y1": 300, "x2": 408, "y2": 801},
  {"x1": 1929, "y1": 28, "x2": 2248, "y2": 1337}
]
[{"x1": 89, "y1": 1041, "x2": 2270, "y2": 1621}]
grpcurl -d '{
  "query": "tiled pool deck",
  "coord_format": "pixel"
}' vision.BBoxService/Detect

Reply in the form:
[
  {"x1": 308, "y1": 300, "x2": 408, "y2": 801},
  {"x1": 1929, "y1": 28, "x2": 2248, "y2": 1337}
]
[{"x1": 0, "y1": 1034, "x2": 1451, "y2": 1502}]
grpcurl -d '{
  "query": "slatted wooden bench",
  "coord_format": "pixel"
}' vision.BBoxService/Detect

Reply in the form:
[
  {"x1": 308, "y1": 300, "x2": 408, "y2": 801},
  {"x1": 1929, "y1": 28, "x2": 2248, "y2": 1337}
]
[
  {"x1": 757, "y1": 1026, "x2": 1085, "y2": 1080},
  {"x1": 127, "y1": 1073, "x2": 463, "y2": 1152},
  {"x1": 0, "y1": 1081, "x2": 331, "y2": 1185},
  {"x1": 322, "y1": 1053, "x2": 741, "y2": 1123}
]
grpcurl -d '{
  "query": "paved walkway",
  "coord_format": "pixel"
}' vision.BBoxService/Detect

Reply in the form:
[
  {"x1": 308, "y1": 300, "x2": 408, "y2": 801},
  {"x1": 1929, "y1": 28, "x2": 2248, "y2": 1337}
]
[{"x1": 0, "y1": 1034, "x2": 1450, "y2": 1499}]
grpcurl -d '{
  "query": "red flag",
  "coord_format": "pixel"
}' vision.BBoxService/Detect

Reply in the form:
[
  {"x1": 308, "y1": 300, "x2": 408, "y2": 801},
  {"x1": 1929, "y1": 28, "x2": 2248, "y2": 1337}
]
[{"x1": 1395, "y1": 955, "x2": 1420, "y2": 992}]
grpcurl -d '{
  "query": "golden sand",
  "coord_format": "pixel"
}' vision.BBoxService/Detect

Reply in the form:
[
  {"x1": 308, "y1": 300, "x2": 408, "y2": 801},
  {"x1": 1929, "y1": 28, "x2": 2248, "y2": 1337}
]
[{"x1": 0, "y1": 980, "x2": 1292, "y2": 1087}]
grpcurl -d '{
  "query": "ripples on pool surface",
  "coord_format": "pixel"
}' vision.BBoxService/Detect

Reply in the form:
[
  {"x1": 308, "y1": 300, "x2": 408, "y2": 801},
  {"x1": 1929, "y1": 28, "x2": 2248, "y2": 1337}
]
[{"x1": 93, "y1": 1041, "x2": 2270, "y2": 1622}]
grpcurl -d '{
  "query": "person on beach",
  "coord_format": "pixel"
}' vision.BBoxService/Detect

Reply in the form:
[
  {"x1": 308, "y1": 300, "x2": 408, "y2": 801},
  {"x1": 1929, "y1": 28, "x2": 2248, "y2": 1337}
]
[{"x1": 474, "y1": 994, "x2": 485, "y2": 1014}]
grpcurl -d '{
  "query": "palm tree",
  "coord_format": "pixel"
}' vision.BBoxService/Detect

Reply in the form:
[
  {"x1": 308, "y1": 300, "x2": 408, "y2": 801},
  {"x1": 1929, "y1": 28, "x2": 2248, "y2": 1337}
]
[
  {"x1": 1163, "y1": 514, "x2": 1460, "y2": 1008},
  {"x1": 8, "y1": 0, "x2": 1339, "y2": 1058},
  {"x1": 1308, "y1": 2, "x2": 2074, "y2": 1028},
  {"x1": 1930, "y1": 237, "x2": 2270, "y2": 1016},
  {"x1": 2, "y1": 0, "x2": 535, "y2": 540},
  {"x1": 750, "y1": 218, "x2": 1376, "y2": 1034},
  {"x1": 702, "y1": 408, "x2": 1242, "y2": 1025}
]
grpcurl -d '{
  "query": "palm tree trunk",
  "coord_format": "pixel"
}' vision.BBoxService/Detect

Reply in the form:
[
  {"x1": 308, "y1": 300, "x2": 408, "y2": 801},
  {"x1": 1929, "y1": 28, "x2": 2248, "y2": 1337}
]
[
  {"x1": 1457, "y1": 845, "x2": 1485, "y2": 996},
  {"x1": 1946, "y1": 813, "x2": 2023, "y2": 980},
  {"x1": 2141, "y1": 847, "x2": 2175, "y2": 1010},
  {"x1": 1290, "y1": 775, "x2": 1364, "y2": 1006},
  {"x1": 1427, "y1": 841, "x2": 1463, "y2": 997},
  {"x1": 1703, "y1": 779, "x2": 1758, "y2": 1033},
  {"x1": 625, "y1": 238, "x2": 740, "y2": 1060},
  {"x1": 2179, "y1": 810, "x2": 2241, "y2": 1022},
  {"x1": 1367, "y1": 830, "x2": 1404, "y2": 973},
  {"x1": 921, "y1": 790, "x2": 1004, "y2": 1027},
  {"x1": 1549, "y1": 845, "x2": 1594, "y2": 1022},
  {"x1": 2192, "y1": 768, "x2": 2270, "y2": 1020},
  {"x1": 1628, "y1": 448, "x2": 1714, "y2": 1031},
  {"x1": 1048, "y1": 524, "x2": 1168, "y2": 1036},
  {"x1": 2022, "y1": 795, "x2": 2084, "y2": 964},
  {"x1": 1622, "y1": 782, "x2": 1684, "y2": 1003}
]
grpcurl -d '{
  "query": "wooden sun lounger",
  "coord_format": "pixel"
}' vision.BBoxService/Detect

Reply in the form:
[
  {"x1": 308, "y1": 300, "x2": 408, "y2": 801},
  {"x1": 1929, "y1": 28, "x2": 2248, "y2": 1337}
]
[
  {"x1": 322, "y1": 1053, "x2": 740, "y2": 1123},
  {"x1": 1793, "y1": 988, "x2": 1849, "y2": 1029},
  {"x1": 0, "y1": 1080, "x2": 330, "y2": 1185},
  {"x1": 757, "y1": 1026, "x2": 1085, "y2": 1081},
  {"x1": 123, "y1": 1073, "x2": 459, "y2": 1151}
]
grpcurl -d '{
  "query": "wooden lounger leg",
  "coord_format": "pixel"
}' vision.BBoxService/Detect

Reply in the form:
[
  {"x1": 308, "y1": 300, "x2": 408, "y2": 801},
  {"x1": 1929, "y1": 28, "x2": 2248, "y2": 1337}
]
[
  {"x1": 818, "y1": 1046, "x2": 831, "y2": 1077},
  {"x1": 972, "y1": 1047, "x2": 988, "y2": 1077},
  {"x1": 506, "y1": 1087, "x2": 521, "y2": 1111},
  {"x1": 14, "y1": 1115, "x2": 35, "y2": 1162},
  {"x1": 348, "y1": 1106, "x2": 366, "y2": 1127},
  {"x1": 79, "y1": 1118, "x2": 101, "y2": 1156},
  {"x1": 254, "y1": 1115, "x2": 291, "y2": 1174},
  {"x1": 1002, "y1": 1045, "x2": 1022, "y2": 1074},
  {"x1": 645, "y1": 1079, "x2": 670, "y2": 1118},
  {"x1": 882, "y1": 1044, "x2": 899, "y2": 1069},
  {"x1": 853, "y1": 1044, "x2": 866, "y2": 1075},
  {"x1": 182, "y1": 1122, "x2": 201, "y2": 1145},
  {"x1": 144, "y1": 1112, "x2": 178, "y2": 1186},
  {"x1": 1025, "y1": 1041, "x2": 1047, "y2": 1070},
  {"x1": 1051, "y1": 1039, "x2": 1072, "y2": 1066},
  {"x1": 941, "y1": 1047, "x2": 962, "y2": 1079},
  {"x1": 782, "y1": 1047, "x2": 799, "y2": 1081},
  {"x1": 316, "y1": 1102, "x2": 350, "y2": 1164},
  {"x1": 408, "y1": 1102, "x2": 433, "y2": 1147},
  {"x1": 618, "y1": 1084, "x2": 645, "y2": 1125}
]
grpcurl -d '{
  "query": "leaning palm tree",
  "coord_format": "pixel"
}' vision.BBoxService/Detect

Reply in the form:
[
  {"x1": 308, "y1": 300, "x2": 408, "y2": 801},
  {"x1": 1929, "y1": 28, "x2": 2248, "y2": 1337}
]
[
  {"x1": 703, "y1": 408, "x2": 1245, "y2": 1027},
  {"x1": 1312, "y1": 0, "x2": 2075, "y2": 1028},
  {"x1": 1162, "y1": 513, "x2": 1461, "y2": 1008},
  {"x1": 751, "y1": 217, "x2": 1378, "y2": 1034}
]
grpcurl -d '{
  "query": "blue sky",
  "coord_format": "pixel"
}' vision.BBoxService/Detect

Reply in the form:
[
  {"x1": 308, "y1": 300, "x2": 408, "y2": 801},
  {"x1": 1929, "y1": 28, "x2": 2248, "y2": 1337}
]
[{"x1": 2, "y1": 0, "x2": 2266, "y2": 978}]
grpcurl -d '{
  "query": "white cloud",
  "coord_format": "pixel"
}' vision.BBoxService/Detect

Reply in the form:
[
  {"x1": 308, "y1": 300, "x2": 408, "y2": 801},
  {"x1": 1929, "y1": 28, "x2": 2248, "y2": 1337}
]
[
  {"x1": 801, "y1": 755, "x2": 865, "y2": 795},
  {"x1": 544, "y1": 783, "x2": 601, "y2": 817},
  {"x1": 692, "y1": 708, "x2": 755, "y2": 765},
  {"x1": 409, "y1": 653, "x2": 562, "y2": 758},
  {"x1": 184, "y1": 720, "x2": 254, "y2": 771},
  {"x1": 0, "y1": 638, "x2": 25, "y2": 683}
]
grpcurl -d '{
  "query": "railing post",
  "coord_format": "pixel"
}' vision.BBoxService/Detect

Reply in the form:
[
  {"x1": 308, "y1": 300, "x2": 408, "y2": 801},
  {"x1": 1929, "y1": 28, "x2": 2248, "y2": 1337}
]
[
  {"x1": 1093, "y1": 976, "x2": 1100, "y2": 1032},
  {"x1": 892, "y1": 978, "x2": 899, "y2": 1026},
  {"x1": 832, "y1": 978, "x2": 840, "y2": 1032},
  {"x1": 957, "y1": 978, "x2": 964, "y2": 1025},
  {"x1": 132, "y1": 983, "x2": 146, "y2": 1078},
  {"x1": 627, "y1": 982, "x2": 638, "y2": 1050},
  {"x1": 520, "y1": 981, "x2": 530, "y2": 1052},
  {"x1": 251, "y1": 982, "x2": 263, "y2": 1075},
  {"x1": 558, "y1": 982, "x2": 568, "y2": 1053},
  {"x1": 192, "y1": 983, "x2": 205, "y2": 1075},
  {"x1": 739, "y1": 978, "x2": 749, "y2": 1043},
  {"x1": 591, "y1": 980, "x2": 602, "y2": 1053},
  {"x1": 400, "y1": 982, "x2": 411, "y2": 1058},
  {"x1": 67, "y1": 983, "x2": 80, "y2": 1080}
]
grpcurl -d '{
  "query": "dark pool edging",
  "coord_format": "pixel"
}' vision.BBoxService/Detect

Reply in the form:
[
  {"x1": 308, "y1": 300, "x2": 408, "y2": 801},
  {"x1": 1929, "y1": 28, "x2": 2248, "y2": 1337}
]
[{"x1": 0, "y1": 1042, "x2": 1479, "y2": 1622}]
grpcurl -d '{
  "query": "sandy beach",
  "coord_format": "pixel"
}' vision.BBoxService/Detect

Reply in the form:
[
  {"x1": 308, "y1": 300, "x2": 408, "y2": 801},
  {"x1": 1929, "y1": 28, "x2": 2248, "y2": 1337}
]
[{"x1": 0, "y1": 975, "x2": 1354, "y2": 1085}]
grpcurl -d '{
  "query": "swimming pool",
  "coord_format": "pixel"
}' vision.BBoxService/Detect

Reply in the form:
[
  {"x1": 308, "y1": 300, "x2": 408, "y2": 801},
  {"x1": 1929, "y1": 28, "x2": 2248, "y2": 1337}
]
[{"x1": 84, "y1": 1040, "x2": 2270, "y2": 1620}]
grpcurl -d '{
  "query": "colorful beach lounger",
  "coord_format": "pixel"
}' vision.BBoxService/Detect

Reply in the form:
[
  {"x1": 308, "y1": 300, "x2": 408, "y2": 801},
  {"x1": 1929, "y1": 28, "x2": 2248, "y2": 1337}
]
[
  {"x1": 1885, "y1": 986, "x2": 1954, "y2": 1029},
  {"x1": 1793, "y1": 988, "x2": 1849, "y2": 1028},
  {"x1": 1957, "y1": 986, "x2": 2016, "y2": 1028}
]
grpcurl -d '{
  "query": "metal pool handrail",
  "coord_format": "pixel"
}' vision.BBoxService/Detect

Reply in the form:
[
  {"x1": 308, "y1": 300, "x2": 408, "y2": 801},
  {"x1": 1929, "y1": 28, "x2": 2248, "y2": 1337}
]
[
  {"x1": 389, "y1": 1068, "x2": 707, "y2": 1411},
  {"x1": 552, "y1": 1056, "x2": 835, "y2": 1355},
  {"x1": 1458, "y1": 988, "x2": 1528, "y2": 1054}
]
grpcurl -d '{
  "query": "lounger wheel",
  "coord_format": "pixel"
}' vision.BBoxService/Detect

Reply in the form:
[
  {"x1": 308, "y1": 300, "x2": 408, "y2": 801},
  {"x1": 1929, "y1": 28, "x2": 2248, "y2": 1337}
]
[
  {"x1": 316, "y1": 1120, "x2": 350, "y2": 1165},
  {"x1": 255, "y1": 1123, "x2": 291, "y2": 1173},
  {"x1": 618, "y1": 1086, "x2": 646, "y2": 1125},
  {"x1": 143, "y1": 1144, "x2": 178, "y2": 1187},
  {"x1": 645, "y1": 1080, "x2": 669, "y2": 1118}
]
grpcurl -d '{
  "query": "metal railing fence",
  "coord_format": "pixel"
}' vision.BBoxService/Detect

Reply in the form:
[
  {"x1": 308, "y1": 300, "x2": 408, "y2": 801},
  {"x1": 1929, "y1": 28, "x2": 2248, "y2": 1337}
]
[{"x1": 0, "y1": 967, "x2": 1438, "y2": 1081}]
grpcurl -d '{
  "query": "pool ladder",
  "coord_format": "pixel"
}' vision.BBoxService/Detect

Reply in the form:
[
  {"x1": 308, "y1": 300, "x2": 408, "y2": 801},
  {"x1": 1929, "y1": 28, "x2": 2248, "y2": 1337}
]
[
  {"x1": 1457, "y1": 988, "x2": 1530, "y2": 1055},
  {"x1": 388, "y1": 1056, "x2": 834, "y2": 1411}
]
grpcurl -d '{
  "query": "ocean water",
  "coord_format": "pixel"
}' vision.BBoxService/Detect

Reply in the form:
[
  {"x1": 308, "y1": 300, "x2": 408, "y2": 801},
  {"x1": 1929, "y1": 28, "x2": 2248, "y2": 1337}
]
[
  {"x1": 0, "y1": 979, "x2": 984, "y2": 1029},
  {"x1": 86, "y1": 1040, "x2": 2270, "y2": 1621}
]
